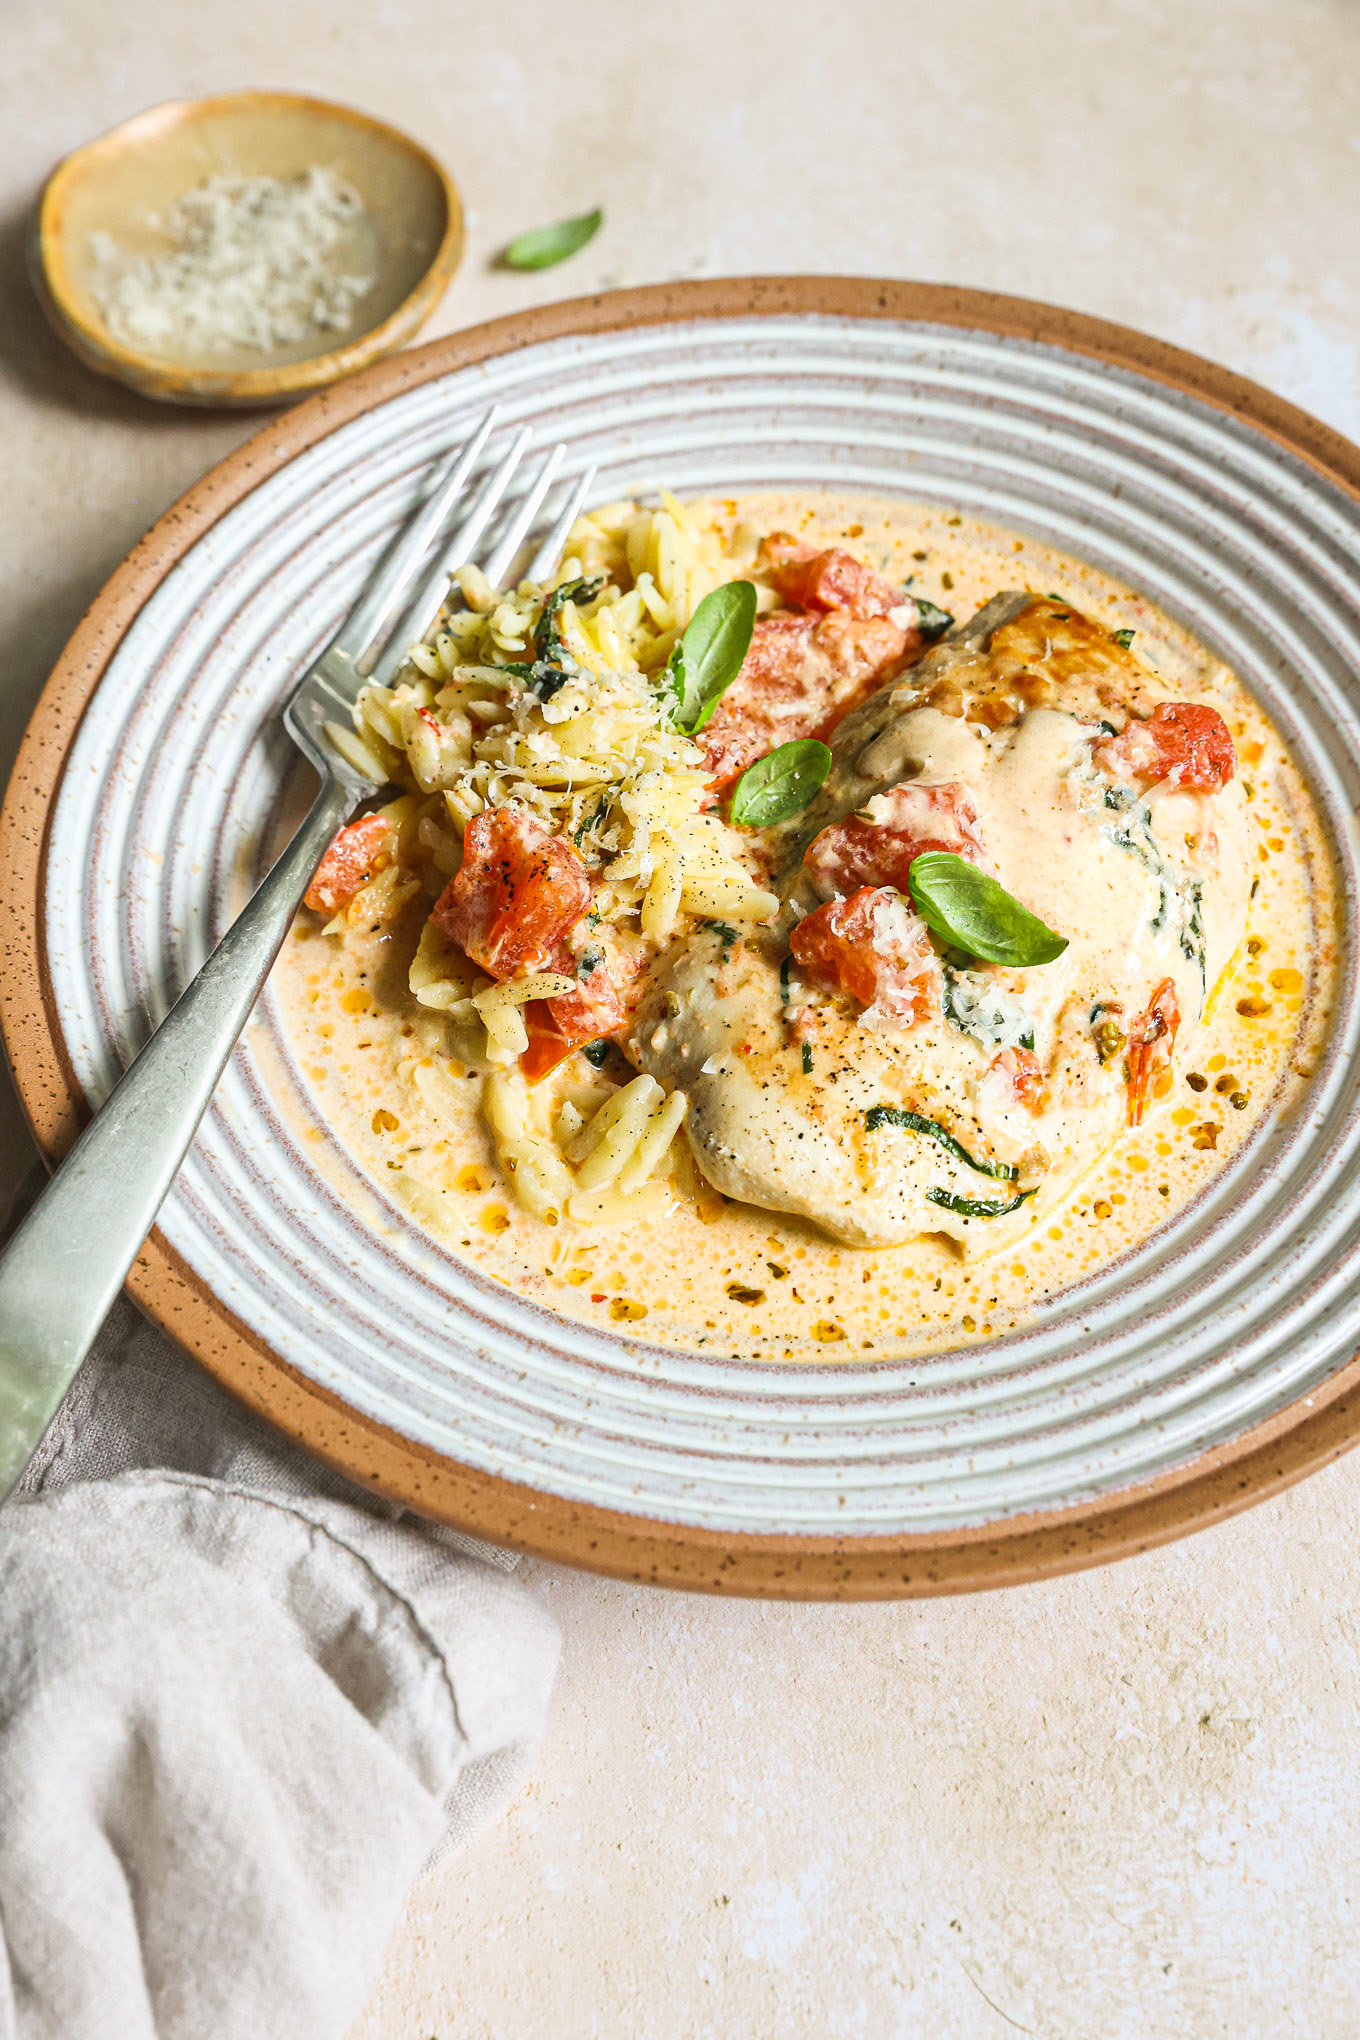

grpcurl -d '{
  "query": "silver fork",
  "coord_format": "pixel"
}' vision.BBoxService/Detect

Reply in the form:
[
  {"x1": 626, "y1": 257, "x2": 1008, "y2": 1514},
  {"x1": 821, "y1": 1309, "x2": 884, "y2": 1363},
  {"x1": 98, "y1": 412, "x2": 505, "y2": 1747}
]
[{"x1": 0, "y1": 407, "x2": 598, "y2": 1500}]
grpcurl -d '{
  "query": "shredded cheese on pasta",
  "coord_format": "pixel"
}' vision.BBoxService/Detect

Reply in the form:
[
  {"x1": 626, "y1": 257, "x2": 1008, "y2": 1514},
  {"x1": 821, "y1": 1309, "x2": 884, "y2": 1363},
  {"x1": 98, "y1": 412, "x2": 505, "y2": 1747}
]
[{"x1": 327, "y1": 496, "x2": 771, "y2": 1223}]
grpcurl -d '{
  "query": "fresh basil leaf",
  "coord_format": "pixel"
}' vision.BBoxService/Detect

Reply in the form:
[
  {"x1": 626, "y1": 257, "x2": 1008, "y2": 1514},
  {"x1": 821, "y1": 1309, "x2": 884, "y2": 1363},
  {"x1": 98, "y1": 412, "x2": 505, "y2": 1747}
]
[
  {"x1": 666, "y1": 581, "x2": 757, "y2": 734},
  {"x1": 582, "y1": 1039, "x2": 610, "y2": 1067},
  {"x1": 907, "y1": 852, "x2": 1068, "y2": 968},
  {"x1": 730, "y1": 739, "x2": 832, "y2": 827},
  {"x1": 802, "y1": 1042, "x2": 813, "y2": 1075},
  {"x1": 1112, "y1": 627, "x2": 1135, "y2": 649},
  {"x1": 914, "y1": 597, "x2": 954, "y2": 641},
  {"x1": 502, "y1": 207, "x2": 603, "y2": 271}
]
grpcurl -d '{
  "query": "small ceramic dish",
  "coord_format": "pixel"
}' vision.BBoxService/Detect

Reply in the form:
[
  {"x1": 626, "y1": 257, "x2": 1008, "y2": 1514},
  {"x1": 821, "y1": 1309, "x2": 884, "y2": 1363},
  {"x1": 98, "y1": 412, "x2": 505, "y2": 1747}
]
[{"x1": 30, "y1": 90, "x2": 463, "y2": 407}]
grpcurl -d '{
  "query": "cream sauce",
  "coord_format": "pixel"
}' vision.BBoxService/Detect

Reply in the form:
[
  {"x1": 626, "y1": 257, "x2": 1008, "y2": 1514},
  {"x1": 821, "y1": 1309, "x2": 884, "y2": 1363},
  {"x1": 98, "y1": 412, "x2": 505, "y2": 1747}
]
[
  {"x1": 633, "y1": 680, "x2": 1251, "y2": 1250},
  {"x1": 270, "y1": 493, "x2": 1336, "y2": 1362}
]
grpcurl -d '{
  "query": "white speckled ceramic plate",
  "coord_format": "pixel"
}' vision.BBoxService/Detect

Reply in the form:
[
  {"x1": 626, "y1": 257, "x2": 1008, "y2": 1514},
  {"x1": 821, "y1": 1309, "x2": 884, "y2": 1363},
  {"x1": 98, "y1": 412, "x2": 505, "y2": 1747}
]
[{"x1": 6, "y1": 281, "x2": 1360, "y2": 1597}]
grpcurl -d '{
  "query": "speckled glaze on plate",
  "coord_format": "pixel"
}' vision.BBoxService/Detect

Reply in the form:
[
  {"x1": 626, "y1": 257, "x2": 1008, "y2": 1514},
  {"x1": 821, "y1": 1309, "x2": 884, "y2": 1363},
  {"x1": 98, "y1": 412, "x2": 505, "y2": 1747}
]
[{"x1": 5, "y1": 279, "x2": 1360, "y2": 1598}]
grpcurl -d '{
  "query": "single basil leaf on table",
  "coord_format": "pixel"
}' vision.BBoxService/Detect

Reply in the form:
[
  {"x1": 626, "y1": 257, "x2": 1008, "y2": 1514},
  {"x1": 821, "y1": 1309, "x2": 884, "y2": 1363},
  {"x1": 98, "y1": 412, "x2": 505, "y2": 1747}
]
[
  {"x1": 730, "y1": 738, "x2": 832, "y2": 826},
  {"x1": 913, "y1": 597, "x2": 954, "y2": 641},
  {"x1": 665, "y1": 580, "x2": 757, "y2": 734},
  {"x1": 907, "y1": 852, "x2": 1068, "y2": 967},
  {"x1": 501, "y1": 208, "x2": 603, "y2": 271}
]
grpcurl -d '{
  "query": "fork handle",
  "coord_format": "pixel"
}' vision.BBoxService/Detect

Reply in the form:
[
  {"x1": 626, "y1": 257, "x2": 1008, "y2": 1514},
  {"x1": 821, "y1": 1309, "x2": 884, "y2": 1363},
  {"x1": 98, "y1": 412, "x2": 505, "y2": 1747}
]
[{"x1": 0, "y1": 775, "x2": 355, "y2": 1500}]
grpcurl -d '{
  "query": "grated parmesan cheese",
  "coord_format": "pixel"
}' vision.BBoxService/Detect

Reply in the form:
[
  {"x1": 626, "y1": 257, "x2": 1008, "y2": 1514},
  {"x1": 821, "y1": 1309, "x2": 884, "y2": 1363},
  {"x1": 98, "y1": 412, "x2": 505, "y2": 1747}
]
[
  {"x1": 943, "y1": 968, "x2": 1036, "y2": 1049},
  {"x1": 89, "y1": 167, "x2": 378, "y2": 358}
]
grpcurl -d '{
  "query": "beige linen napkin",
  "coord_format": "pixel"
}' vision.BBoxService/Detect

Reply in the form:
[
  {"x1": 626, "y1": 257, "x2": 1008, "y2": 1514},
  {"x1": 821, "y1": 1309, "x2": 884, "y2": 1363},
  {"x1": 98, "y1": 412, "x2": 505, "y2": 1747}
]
[{"x1": 0, "y1": 1295, "x2": 561, "y2": 2040}]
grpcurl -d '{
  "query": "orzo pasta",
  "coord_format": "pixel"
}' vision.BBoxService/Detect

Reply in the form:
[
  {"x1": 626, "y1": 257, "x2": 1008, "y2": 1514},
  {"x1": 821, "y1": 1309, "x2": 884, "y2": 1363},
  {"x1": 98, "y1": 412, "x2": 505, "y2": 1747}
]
[{"x1": 276, "y1": 488, "x2": 1333, "y2": 1359}]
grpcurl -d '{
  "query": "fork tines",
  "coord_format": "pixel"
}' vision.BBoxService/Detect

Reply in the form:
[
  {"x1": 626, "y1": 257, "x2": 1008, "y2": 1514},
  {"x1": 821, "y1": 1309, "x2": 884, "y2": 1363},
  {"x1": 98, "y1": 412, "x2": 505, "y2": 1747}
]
[{"x1": 367, "y1": 428, "x2": 595, "y2": 687}]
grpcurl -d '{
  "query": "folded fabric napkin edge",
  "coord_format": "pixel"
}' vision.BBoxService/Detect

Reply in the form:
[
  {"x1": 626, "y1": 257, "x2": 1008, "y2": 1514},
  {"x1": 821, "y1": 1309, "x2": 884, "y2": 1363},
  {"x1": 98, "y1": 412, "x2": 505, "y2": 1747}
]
[{"x1": 0, "y1": 1294, "x2": 562, "y2": 2040}]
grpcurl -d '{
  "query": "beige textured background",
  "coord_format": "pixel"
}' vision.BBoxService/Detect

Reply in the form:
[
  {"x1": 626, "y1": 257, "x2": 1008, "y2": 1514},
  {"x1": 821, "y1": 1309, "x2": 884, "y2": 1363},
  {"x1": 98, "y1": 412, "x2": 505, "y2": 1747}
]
[{"x1": 3, "y1": 2, "x2": 1360, "y2": 2034}]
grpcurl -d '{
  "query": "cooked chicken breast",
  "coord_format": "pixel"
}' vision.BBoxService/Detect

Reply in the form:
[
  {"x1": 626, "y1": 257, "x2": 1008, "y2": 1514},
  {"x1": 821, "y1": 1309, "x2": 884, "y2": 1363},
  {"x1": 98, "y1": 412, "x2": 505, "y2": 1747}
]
[{"x1": 629, "y1": 595, "x2": 1251, "y2": 1249}]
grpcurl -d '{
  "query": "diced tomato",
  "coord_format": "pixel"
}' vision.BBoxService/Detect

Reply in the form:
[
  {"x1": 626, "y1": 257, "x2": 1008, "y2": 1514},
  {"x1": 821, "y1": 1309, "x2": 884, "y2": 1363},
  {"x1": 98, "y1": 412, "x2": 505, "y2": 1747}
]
[
  {"x1": 1095, "y1": 702, "x2": 1236, "y2": 791},
  {"x1": 432, "y1": 808, "x2": 591, "y2": 980},
  {"x1": 1126, "y1": 978, "x2": 1181, "y2": 1124},
  {"x1": 789, "y1": 886, "x2": 940, "y2": 1025},
  {"x1": 700, "y1": 614, "x2": 816, "y2": 788},
  {"x1": 804, "y1": 781, "x2": 988, "y2": 897},
  {"x1": 987, "y1": 1045, "x2": 1044, "y2": 1106},
  {"x1": 762, "y1": 532, "x2": 905, "y2": 620},
  {"x1": 520, "y1": 1013, "x2": 576, "y2": 1084},
  {"x1": 304, "y1": 812, "x2": 397, "y2": 914},
  {"x1": 520, "y1": 965, "x2": 629, "y2": 1083},
  {"x1": 701, "y1": 610, "x2": 911, "y2": 791}
]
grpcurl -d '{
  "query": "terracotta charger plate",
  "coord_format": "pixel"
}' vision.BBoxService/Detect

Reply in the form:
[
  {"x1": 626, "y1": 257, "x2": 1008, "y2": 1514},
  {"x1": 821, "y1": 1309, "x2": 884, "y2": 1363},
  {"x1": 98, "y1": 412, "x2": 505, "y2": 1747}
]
[{"x1": 6, "y1": 279, "x2": 1360, "y2": 1599}]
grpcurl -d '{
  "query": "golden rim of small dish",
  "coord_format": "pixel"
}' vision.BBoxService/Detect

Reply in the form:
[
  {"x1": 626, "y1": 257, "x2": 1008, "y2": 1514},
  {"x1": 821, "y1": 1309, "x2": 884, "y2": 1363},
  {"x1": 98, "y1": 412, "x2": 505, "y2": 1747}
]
[{"x1": 30, "y1": 89, "x2": 464, "y2": 408}]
